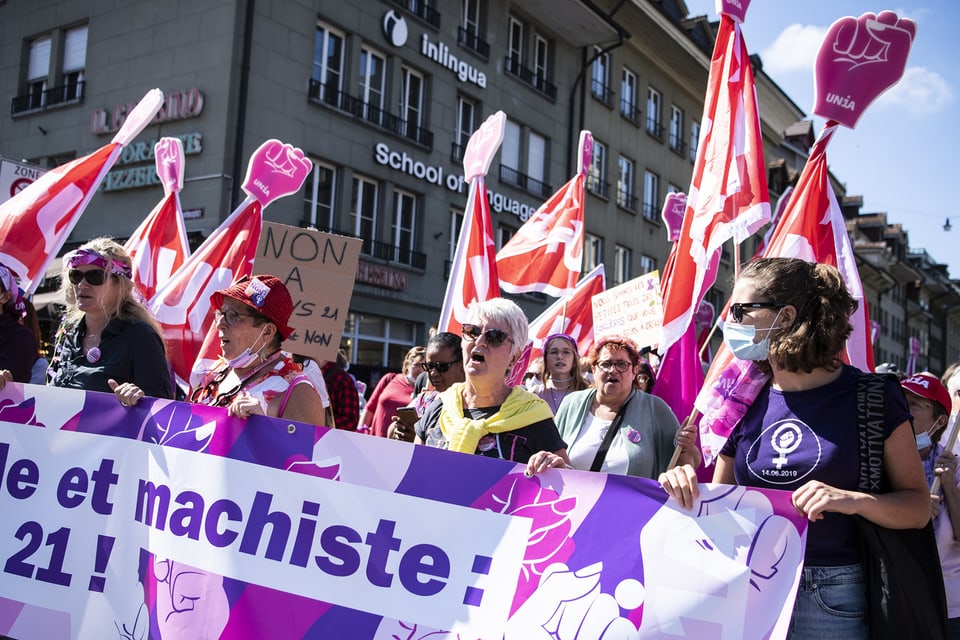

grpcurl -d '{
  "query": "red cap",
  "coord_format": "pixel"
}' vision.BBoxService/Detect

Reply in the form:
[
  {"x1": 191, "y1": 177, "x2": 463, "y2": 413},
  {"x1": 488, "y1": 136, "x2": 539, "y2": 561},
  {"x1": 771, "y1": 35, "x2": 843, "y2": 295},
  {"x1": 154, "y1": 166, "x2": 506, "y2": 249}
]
[
  {"x1": 901, "y1": 373, "x2": 952, "y2": 415},
  {"x1": 211, "y1": 275, "x2": 294, "y2": 340}
]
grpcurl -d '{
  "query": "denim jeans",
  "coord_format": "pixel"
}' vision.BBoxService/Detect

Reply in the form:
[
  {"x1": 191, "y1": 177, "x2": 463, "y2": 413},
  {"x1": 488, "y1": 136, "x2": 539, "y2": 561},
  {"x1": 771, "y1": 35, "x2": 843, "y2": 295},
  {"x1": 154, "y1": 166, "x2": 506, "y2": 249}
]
[{"x1": 787, "y1": 564, "x2": 868, "y2": 639}]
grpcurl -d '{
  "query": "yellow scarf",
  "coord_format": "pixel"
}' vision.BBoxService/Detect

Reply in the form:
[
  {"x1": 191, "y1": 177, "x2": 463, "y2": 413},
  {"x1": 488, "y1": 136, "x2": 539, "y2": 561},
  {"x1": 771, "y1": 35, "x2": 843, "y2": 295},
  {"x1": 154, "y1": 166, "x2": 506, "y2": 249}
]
[{"x1": 438, "y1": 382, "x2": 555, "y2": 454}]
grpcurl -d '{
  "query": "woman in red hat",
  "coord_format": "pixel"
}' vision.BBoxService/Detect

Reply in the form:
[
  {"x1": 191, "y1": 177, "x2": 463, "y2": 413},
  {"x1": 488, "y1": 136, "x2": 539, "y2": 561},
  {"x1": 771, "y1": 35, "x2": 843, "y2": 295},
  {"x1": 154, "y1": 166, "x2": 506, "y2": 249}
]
[{"x1": 116, "y1": 274, "x2": 325, "y2": 426}]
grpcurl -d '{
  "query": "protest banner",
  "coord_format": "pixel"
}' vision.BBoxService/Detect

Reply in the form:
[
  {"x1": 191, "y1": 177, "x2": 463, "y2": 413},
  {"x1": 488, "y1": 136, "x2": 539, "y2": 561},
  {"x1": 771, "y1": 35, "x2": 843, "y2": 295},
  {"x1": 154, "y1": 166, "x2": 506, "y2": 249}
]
[
  {"x1": 254, "y1": 222, "x2": 362, "y2": 362},
  {"x1": 592, "y1": 271, "x2": 663, "y2": 349},
  {"x1": 0, "y1": 383, "x2": 807, "y2": 639}
]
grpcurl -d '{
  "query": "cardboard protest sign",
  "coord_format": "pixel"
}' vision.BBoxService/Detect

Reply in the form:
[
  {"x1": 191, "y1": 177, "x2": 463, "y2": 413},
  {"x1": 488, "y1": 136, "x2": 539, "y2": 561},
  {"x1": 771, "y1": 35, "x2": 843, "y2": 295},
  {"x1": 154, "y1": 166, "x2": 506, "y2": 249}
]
[
  {"x1": 592, "y1": 271, "x2": 663, "y2": 349},
  {"x1": 255, "y1": 221, "x2": 362, "y2": 362}
]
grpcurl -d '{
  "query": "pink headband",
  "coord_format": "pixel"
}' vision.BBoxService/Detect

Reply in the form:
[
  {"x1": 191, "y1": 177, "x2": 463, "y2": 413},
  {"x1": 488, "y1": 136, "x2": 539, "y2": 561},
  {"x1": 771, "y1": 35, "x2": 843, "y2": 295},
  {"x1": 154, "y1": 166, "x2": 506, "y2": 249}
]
[
  {"x1": 544, "y1": 333, "x2": 579, "y2": 356},
  {"x1": 64, "y1": 248, "x2": 132, "y2": 279}
]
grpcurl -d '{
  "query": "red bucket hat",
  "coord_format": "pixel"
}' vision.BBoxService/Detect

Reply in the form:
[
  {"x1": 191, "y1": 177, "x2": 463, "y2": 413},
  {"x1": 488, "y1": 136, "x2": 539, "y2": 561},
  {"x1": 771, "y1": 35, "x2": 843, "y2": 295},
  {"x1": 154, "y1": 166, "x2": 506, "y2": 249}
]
[
  {"x1": 210, "y1": 275, "x2": 294, "y2": 340},
  {"x1": 901, "y1": 373, "x2": 952, "y2": 415}
]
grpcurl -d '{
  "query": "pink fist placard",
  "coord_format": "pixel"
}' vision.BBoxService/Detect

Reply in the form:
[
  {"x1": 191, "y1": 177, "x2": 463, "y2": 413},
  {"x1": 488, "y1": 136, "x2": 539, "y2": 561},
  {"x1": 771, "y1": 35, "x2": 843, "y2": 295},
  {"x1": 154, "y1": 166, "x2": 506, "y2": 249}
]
[
  {"x1": 577, "y1": 130, "x2": 593, "y2": 177},
  {"x1": 241, "y1": 139, "x2": 312, "y2": 208},
  {"x1": 154, "y1": 137, "x2": 184, "y2": 195},
  {"x1": 463, "y1": 111, "x2": 506, "y2": 181},
  {"x1": 814, "y1": 11, "x2": 916, "y2": 128},
  {"x1": 661, "y1": 191, "x2": 686, "y2": 242},
  {"x1": 716, "y1": 0, "x2": 750, "y2": 23}
]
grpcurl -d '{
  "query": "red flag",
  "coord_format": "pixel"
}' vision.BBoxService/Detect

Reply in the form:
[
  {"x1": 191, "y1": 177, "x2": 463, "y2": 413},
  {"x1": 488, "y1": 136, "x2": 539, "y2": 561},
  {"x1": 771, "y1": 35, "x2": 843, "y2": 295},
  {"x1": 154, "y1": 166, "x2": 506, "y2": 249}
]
[
  {"x1": 659, "y1": 16, "x2": 770, "y2": 351},
  {"x1": 0, "y1": 89, "x2": 164, "y2": 293},
  {"x1": 438, "y1": 112, "x2": 505, "y2": 334},
  {"x1": 496, "y1": 132, "x2": 589, "y2": 297},
  {"x1": 527, "y1": 264, "x2": 606, "y2": 361},
  {"x1": 150, "y1": 139, "x2": 312, "y2": 383},
  {"x1": 126, "y1": 137, "x2": 190, "y2": 302},
  {"x1": 761, "y1": 123, "x2": 874, "y2": 371}
]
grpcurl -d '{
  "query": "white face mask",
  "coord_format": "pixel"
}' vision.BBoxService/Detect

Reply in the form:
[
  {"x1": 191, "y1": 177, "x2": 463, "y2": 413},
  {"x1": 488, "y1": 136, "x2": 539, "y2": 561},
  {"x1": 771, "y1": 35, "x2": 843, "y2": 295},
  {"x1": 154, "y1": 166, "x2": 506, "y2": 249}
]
[
  {"x1": 226, "y1": 326, "x2": 267, "y2": 369},
  {"x1": 723, "y1": 309, "x2": 783, "y2": 361}
]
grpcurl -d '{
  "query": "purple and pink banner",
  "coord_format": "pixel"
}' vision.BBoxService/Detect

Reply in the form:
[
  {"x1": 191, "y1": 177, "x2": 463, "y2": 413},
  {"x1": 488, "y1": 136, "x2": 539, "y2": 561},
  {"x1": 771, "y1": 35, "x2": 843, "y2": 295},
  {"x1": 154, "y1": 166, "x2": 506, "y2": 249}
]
[{"x1": 0, "y1": 383, "x2": 807, "y2": 639}]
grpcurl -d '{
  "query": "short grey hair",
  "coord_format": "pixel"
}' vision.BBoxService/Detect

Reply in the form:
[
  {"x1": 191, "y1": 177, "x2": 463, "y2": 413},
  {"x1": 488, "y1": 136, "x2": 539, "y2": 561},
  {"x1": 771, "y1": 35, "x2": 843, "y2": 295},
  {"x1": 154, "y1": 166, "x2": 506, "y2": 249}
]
[{"x1": 466, "y1": 298, "x2": 528, "y2": 358}]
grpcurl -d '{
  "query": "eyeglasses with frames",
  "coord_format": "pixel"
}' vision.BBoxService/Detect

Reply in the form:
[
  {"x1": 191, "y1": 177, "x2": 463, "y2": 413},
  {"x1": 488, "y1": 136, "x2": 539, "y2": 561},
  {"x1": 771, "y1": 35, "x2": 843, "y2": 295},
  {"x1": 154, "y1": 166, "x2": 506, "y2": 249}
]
[
  {"x1": 461, "y1": 324, "x2": 514, "y2": 347},
  {"x1": 595, "y1": 360, "x2": 632, "y2": 373},
  {"x1": 730, "y1": 302, "x2": 786, "y2": 323},
  {"x1": 214, "y1": 308, "x2": 258, "y2": 327},
  {"x1": 523, "y1": 371, "x2": 543, "y2": 380},
  {"x1": 68, "y1": 269, "x2": 109, "y2": 286},
  {"x1": 423, "y1": 360, "x2": 460, "y2": 373}
]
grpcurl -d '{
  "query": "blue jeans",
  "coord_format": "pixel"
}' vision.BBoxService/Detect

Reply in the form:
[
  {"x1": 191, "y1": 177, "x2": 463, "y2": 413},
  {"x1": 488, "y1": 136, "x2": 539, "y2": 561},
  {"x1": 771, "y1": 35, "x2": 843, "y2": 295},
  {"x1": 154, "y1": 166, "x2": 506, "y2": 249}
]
[{"x1": 788, "y1": 564, "x2": 868, "y2": 639}]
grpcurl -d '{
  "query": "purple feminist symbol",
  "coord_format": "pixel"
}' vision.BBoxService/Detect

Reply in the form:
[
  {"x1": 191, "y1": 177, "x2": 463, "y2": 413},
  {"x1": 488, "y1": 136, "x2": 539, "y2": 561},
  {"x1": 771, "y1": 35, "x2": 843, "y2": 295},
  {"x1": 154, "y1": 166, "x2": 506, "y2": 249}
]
[{"x1": 813, "y1": 11, "x2": 916, "y2": 128}]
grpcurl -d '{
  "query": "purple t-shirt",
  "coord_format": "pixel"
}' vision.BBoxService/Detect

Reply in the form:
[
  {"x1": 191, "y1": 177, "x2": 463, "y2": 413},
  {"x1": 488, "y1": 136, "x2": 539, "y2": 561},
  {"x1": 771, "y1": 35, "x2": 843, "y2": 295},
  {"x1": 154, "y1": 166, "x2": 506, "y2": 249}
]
[{"x1": 719, "y1": 365, "x2": 910, "y2": 566}]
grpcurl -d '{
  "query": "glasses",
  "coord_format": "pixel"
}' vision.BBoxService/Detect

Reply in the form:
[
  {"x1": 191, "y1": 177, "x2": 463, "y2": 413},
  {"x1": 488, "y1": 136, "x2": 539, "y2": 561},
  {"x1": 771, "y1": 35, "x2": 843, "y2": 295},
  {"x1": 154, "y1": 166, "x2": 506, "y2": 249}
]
[
  {"x1": 423, "y1": 360, "x2": 460, "y2": 373},
  {"x1": 68, "y1": 269, "x2": 108, "y2": 286},
  {"x1": 637, "y1": 374, "x2": 651, "y2": 381},
  {"x1": 523, "y1": 371, "x2": 543, "y2": 380},
  {"x1": 462, "y1": 324, "x2": 514, "y2": 347},
  {"x1": 730, "y1": 302, "x2": 786, "y2": 323},
  {"x1": 595, "y1": 360, "x2": 632, "y2": 373},
  {"x1": 214, "y1": 308, "x2": 258, "y2": 327}
]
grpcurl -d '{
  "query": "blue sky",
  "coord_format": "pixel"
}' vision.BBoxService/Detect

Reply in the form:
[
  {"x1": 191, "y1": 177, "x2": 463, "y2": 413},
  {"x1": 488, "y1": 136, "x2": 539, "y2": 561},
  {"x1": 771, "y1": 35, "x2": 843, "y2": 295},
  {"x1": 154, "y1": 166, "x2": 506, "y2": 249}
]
[{"x1": 683, "y1": 1, "x2": 958, "y2": 274}]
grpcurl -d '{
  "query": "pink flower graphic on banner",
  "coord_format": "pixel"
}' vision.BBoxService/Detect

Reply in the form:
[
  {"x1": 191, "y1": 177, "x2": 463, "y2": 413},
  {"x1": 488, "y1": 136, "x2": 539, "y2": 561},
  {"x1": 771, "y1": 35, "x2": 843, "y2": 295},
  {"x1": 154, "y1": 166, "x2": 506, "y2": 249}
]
[
  {"x1": 154, "y1": 137, "x2": 184, "y2": 195},
  {"x1": 241, "y1": 139, "x2": 312, "y2": 207},
  {"x1": 814, "y1": 11, "x2": 916, "y2": 128},
  {"x1": 0, "y1": 397, "x2": 44, "y2": 427},
  {"x1": 151, "y1": 402, "x2": 215, "y2": 451}
]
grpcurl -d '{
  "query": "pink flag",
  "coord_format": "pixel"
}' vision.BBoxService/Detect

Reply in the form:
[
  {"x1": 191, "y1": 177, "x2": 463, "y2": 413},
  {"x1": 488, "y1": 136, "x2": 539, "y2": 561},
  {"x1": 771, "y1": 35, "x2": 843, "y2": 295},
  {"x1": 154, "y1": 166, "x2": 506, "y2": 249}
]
[
  {"x1": 496, "y1": 131, "x2": 588, "y2": 297},
  {"x1": 125, "y1": 137, "x2": 190, "y2": 302},
  {"x1": 658, "y1": 15, "x2": 770, "y2": 352},
  {"x1": 0, "y1": 89, "x2": 164, "y2": 293},
  {"x1": 527, "y1": 264, "x2": 606, "y2": 361},
  {"x1": 150, "y1": 140, "x2": 312, "y2": 383},
  {"x1": 438, "y1": 112, "x2": 505, "y2": 334}
]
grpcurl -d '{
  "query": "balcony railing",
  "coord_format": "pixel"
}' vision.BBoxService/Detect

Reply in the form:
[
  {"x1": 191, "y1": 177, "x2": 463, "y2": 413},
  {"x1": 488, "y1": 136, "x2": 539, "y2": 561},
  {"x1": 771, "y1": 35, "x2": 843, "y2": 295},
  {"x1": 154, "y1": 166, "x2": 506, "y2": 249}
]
[
  {"x1": 451, "y1": 142, "x2": 466, "y2": 163},
  {"x1": 586, "y1": 175, "x2": 610, "y2": 199},
  {"x1": 617, "y1": 191, "x2": 638, "y2": 212},
  {"x1": 308, "y1": 79, "x2": 433, "y2": 149},
  {"x1": 499, "y1": 164, "x2": 552, "y2": 199},
  {"x1": 457, "y1": 26, "x2": 490, "y2": 58},
  {"x1": 504, "y1": 56, "x2": 557, "y2": 101},
  {"x1": 646, "y1": 118, "x2": 664, "y2": 141},
  {"x1": 317, "y1": 224, "x2": 427, "y2": 269},
  {"x1": 590, "y1": 80, "x2": 613, "y2": 106},
  {"x1": 620, "y1": 100, "x2": 641, "y2": 126},
  {"x1": 388, "y1": 0, "x2": 441, "y2": 29},
  {"x1": 642, "y1": 202, "x2": 659, "y2": 220},
  {"x1": 11, "y1": 80, "x2": 85, "y2": 115},
  {"x1": 669, "y1": 134, "x2": 686, "y2": 156}
]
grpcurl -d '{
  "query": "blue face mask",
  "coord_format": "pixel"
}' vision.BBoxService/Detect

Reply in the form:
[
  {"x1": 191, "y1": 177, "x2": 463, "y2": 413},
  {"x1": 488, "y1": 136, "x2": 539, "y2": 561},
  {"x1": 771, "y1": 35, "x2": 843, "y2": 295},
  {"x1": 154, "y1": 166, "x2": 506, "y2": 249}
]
[
  {"x1": 915, "y1": 431, "x2": 933, "y2": 450},
  {"x1": 723, "y1": 309, "x2": 783, "y2": 361}
]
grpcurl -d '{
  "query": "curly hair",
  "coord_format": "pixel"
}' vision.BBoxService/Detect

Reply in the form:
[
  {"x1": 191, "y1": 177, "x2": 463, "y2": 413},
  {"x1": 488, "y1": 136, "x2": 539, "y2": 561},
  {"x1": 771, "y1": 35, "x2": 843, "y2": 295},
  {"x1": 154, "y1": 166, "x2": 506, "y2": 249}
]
[
  {"x1": 588, "y1": 335, "x2": 641, "y2": 368},
  {"x1": 739, "y1": 257, "x2": 856, "y2": 373}
]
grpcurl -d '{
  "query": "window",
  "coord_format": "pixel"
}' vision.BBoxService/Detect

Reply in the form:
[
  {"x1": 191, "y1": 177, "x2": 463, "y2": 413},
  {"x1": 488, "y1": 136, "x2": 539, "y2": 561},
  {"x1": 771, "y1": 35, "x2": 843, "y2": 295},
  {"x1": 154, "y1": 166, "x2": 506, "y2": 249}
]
[
  {"x1": 392, "y1": 189, "x2": 417, "y2": 265},
  {"x1": 25, "y1": 35, "x2": 51, "y2": 110},
  {"x1": 498, "y1": 224, "x2": 517, "y2": 250},
  {"x1": 588, "y1": 139, "x2": 608, "y2": 198},
  {"x1": 614, "y1": 245, "x2": 632, "y2": 285},
  {"x1": 14, "y1": 25, "x2": 87, "y2": 114},
  {"x1": 621, "y1": 67, "x2": 640, "y2": 123},
  {"x1": 505, "y1": 17, "x2": 555, "y2": 99},
  {"x1": 617, "y1": 156, "x2": 636, "y2": 212},
  {"x1": 312, "y1": 22, "x2": 345, "y2": 106},
  {"x1": 358, "y1": 46, "x2": 386, "y2": 125},
  {"x1": 643, "y1": 170, "x2": 660, "y2": 220},
  {"x1": 669, "y1": 105, "x2": 685, "y2": 154},
  {"x1": 453, "y1": 96, "x2": 477, "y2": 161},
  {"x1": 459, "y1": 0, "x2": 489, "y2": 57},
  {"x1": 584, "y1": 234, "x2": 603, "y2": 271},
  {"x1": 303, "y1": 160, "x2": 337, "y2": 229},
  {"x1": 533, "y1": 35, "x2": 549, "y2": 89},
  {"x1": 399, "y1": 67, "x2": 424, "y2": 140},
  {"x1": 667, "y1": 183, "x2": 682, "y2": 194},
  {"x1": 61, "y1": 26, "x2": 87, "y2": 102},
  {"x1": 646, "y1": 87, "x2": 663, "y2": 140},
  {"x1": 508, "y1": 17, "x2": 524, "y2": 66},
  {"x1": 350, "y1": 175, "x2": 378, "y2": 240},
  {"x1": 690, "y1": 120, "x2": 701, "y2": 163},
  {"x1": 591, "y1": 48, "x2": 611, "y2": 104},
  {"x1": 501, "y1": 119, "x2": 521, "y2": 172},
  {"x1": 342, "y1": 312, "x2": 419, "y2": 368},
  {"x1": 527, "y1": 131, "x2": 547, "y2": 196},
  {"x1": 640, "y1": 254, "x2": 657, "y2": 275},
  {"x1": 448, "y1": 209, "x2": 464, "y2": 261}
]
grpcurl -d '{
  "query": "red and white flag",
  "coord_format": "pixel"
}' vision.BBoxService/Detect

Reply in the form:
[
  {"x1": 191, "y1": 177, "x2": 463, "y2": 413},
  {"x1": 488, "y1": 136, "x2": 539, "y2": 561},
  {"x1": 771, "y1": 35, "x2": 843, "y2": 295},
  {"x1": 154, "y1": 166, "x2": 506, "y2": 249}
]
[
  {"x1": 150, "y1": 139, "x2": 312, "y2": 384},
  {"x1": 438, "y1": 112, "x2": 505, "y2": 334},
  {"x1": 761, "y1": 122, "x2": 874, "y2": 371},
  {"x1": 658, "y1": 15, "x2": 770, "y2": 351},
  {"x1": 125, "y1": 137, "x2": 190, "y2": 302},
  {"x1": 0, "y1": 89, "x2": 164, "y2": 294},
  {"x1": 527, "y1": 264, "x2": 606, "y2": 361},
  {"x1": 496, "y1": 131, "x2": 589, "y2": 297}
]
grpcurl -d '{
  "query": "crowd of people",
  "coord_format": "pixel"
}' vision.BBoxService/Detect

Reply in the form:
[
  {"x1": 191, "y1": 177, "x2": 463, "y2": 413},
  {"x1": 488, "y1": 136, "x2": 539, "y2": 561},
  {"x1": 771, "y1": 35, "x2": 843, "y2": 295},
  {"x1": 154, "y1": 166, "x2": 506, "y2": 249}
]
[{"x1": 2, "y1": 249, "x2": 959, "y2": 636}]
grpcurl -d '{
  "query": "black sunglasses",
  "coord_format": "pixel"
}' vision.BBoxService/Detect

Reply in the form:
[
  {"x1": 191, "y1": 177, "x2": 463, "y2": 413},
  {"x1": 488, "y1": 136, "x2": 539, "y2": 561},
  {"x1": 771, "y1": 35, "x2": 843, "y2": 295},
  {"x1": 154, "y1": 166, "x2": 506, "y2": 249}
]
[
  {"x1": 461, "y1": 323, "x2": 514, "y2": 347},
  {"x1": 423, "y1": 360, "x2": 460, "y2": 373},
  {"x1": 730, "y1": 302, "x2": 785, "y2": 323},
  {"x1": 68, "y1": 269, "x2": 109, "y2": 286}
]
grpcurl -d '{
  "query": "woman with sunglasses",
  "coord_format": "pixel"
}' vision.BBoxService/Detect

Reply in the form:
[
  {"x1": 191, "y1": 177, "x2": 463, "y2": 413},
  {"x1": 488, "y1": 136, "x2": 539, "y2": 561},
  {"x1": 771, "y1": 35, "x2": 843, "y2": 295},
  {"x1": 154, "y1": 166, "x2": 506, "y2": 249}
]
[
  {"x1": 659, "y1": 258, "x2": 929, "y2": 638},
  {"x1": 415, "y1": 298, "x2": 568, "y2": 464},
  {"x1": 47, "y1": 238, "x2": 174, "y2": 399},
  {"x1": 539, "y1": 334, "x2": 588, "y2": 414},
  {"x1": 360, "y1": 345, "x2": 426, "y2": 437},
  {"x1": 527, "y1": 335, "x2": 698, "y2": 478},
  {"x1": 389, "y1": 332, "x2": 465, "y2": 442}
]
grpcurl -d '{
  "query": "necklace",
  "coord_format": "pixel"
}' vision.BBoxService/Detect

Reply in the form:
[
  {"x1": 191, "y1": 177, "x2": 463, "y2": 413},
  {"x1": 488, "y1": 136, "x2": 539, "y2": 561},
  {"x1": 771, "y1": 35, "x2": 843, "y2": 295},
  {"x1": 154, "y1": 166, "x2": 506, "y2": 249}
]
[{"x1": 83, "y1": 326, "x2": 104, "y2": 364}]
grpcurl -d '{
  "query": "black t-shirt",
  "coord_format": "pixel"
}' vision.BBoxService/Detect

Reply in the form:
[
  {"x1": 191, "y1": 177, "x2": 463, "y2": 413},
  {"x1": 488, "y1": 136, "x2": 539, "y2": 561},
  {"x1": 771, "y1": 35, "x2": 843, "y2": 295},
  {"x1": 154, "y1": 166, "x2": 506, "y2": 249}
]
[{"x1": 416, "y1": 398, "x2": 566, "y2": 463}]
